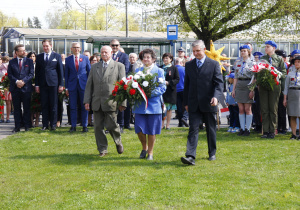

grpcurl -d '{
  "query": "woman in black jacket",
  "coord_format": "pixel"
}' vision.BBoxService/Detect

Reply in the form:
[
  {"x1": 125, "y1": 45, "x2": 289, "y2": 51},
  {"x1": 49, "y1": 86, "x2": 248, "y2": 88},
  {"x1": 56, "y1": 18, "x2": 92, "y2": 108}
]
[{"x1": 160, "y1": 53, "x2": 180, "y2": 130}]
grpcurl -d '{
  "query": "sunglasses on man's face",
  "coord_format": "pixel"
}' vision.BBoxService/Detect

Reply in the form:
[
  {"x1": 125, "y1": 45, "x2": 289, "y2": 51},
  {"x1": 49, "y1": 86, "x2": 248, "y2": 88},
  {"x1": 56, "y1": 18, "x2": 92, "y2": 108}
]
[{"x1": 111, "y1": 44, "x2": 119, "y2": 47}]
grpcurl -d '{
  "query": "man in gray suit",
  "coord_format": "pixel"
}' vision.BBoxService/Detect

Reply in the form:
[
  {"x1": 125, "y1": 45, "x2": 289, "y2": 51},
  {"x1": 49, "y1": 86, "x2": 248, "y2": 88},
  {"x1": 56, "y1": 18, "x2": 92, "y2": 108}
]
[
  {"x1": 84, "y1": 46, "x2": 126, "y2": 157},
  {"x1": 181, "y1": 40, "x2": 223, "y2": 165}
]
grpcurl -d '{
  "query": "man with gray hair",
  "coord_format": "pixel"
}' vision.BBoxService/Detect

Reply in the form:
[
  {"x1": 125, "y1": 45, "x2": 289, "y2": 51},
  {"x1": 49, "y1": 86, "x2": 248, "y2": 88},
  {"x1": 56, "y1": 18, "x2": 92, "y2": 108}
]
[
  {"x1": 181, "y1": 40, "x2": 223, "y2": 165},
  {"x1": 84, "y1": 45, "x2": 126, "y2": 157}
]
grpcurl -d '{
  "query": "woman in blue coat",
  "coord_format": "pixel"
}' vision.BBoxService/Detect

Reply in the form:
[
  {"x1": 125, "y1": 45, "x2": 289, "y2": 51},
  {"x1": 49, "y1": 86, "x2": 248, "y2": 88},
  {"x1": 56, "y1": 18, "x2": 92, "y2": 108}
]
[{"x1": 133, "y1": 49, "x2": 166, "y2": 160}]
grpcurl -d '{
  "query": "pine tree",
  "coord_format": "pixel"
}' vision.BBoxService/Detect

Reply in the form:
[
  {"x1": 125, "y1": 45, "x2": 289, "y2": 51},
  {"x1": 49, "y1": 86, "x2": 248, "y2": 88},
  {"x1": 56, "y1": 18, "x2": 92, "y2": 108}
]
[
  {"x1": 33, "y1": 17, "x2": 41, "y2": 28},
  {"x1": 27, "y1": 17, "x2": 33, "y2": 28}
]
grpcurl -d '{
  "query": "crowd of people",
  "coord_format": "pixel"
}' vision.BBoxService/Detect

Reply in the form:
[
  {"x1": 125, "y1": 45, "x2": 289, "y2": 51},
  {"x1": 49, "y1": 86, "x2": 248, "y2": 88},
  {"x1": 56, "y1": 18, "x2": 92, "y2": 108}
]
[{"x1": 0, "y1": 38, "x2": 299, "y2": 165}]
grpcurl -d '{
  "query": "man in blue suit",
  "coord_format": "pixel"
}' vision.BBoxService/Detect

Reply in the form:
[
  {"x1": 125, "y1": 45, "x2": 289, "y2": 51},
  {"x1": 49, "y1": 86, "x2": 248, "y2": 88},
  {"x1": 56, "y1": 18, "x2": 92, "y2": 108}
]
[
  {"x1": 35, "y1": 39, "x2": 64, "y2": 131},
  {"x1": 181, "y1": 40, "x2": 223, "y2": 165},
  {"x1": 65, "y1": 42, "x2": 91, "y2": 132},
  {"x1": 110, "y1": 39, "x2": 130, "y2": 133},
  {"x1": 7, "y1": 44, "x2": 34, "y2": 132}
]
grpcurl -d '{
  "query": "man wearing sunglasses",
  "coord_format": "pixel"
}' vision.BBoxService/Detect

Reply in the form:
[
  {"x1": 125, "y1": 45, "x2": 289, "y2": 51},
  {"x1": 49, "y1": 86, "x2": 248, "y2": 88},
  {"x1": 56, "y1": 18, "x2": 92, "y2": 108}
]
[{"x1": 110, "y1": 39, "x2": 130, "y2": 133}]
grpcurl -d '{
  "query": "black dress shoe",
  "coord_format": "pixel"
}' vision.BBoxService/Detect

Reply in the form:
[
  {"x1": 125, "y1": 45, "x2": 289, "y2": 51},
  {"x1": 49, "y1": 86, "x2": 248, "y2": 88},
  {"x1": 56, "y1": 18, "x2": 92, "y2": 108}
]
[
  {"x1": 181, "y1": 157, "x2": 195, "y2": 165},
  {"x1": 82, "y1": 127, "x2": 88, "y2": 133},
  {"x1": 209, "y1": 155, "x2": 216, "y2": 161},
  {"x1": 69, "y1": 127, "x2": 76, "y2": 132},
  {"x1": 12, "y1": 128, "x2": 20, "y2": 133},
  {"x1": 181, "y1": 119, "x2": 189, "y2": 127},
  {"x1": 139, "y1": 150, "x2": 147, "y2": 159},
  {"x1": 40, "y1": 127, "x2": 48, "y2": 131},
  {"x1": 268, "y1": 132, "x2": 275, "y2": 139},
  {"x1": 50, "y1": 126, "x2": 56, "y2": 131},
  {"x1": 237, "y1": 129, "x2": 244, "y2": 136},
  {"x1": 116, "y1": 143, "x2": 124, "y2": 154},
  {"x1": 25, "y1": 127, "x2": 30, "y2": 132},
  {"x1": 261, "y1": 132, "x2": 269, "y2": 138},
  {"x1": 242, "y1": 129, "x2": 250, "y2": 136}
]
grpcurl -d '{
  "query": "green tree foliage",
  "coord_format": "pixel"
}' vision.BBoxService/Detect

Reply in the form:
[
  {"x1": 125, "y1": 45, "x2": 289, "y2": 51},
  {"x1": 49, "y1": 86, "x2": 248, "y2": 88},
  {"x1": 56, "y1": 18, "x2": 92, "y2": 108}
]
[
  {"x1": 27, "y1": 18, "x2": 33, "y2": 28},
  {"x1": 0, "y1": 10, "x2": 20, "y2": 28},
  {"x1": 178, "y1": 0, "x2": 300, "y2": 48},
  {"x1": 33, "y1": 17, "x2": 42, "y2": 28}
]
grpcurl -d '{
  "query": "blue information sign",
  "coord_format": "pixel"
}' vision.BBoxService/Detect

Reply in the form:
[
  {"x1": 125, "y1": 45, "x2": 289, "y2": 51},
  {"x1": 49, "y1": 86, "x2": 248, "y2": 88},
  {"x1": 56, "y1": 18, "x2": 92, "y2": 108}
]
[{"x1": 167, "y1": 25, "x2": 178, "y2": 40}]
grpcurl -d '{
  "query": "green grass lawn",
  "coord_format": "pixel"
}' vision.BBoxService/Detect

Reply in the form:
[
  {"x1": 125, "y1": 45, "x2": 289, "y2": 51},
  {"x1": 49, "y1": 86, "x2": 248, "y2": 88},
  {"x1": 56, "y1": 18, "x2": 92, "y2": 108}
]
[{"x1": 0, "y1": 127, "x2": 299, "y2": 209}]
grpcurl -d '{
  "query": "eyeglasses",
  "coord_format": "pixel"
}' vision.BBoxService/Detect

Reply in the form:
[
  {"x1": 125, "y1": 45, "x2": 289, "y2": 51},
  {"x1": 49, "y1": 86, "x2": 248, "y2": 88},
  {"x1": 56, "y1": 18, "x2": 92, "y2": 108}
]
[{"x1": 111, "y1": 44, "x2": 119, "y2": 47}]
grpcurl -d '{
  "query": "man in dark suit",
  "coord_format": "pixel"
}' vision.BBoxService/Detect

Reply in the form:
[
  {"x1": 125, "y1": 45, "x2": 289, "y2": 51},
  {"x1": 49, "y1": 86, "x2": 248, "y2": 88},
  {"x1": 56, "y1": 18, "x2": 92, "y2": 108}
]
[
  {"x1": 7, "y1": 44, "x2": 34, "y2": 132},
  {"x1": 181, "y1": 40, "x2": 223, "y2": 165},
  {"x1": 65, "y1": 42, "x2": 91, "y2": 133},
  {"x1": 35, "y1": 39, "x2": 64, "y2": 130},
  {"x1": 84, "y1": 46, "x2": 126, "y2": 157},
  {"x1": 110, "y1": 39, "x2": 130, "y2": 133}
]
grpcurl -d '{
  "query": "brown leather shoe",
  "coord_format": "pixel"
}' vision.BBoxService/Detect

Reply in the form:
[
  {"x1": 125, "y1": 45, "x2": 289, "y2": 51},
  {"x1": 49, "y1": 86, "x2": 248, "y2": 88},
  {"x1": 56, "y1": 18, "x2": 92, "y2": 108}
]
[
  {"x1": 99, "y1": 152, "x2": 107, "y2": 157},
  {"x1": 116, "y1": 143, "x2": 124, "y2": 154}
]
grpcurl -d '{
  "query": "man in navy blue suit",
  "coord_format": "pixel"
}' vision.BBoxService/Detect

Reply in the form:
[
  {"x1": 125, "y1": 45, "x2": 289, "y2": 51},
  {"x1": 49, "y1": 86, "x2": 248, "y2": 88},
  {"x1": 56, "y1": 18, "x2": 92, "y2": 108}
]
[
  {"x1": 7, "y1": 44, "x2": 34, "y2": 132},
  {"x1": 110, "y1": 39, "x2": 130, "y2": 133},
  {"x1": 65, "y1": 42, "x2": 91, "y2": 133},
  {"x1": 181, "y1": 40, "x2": 223, "y2": 165},
  {"x1": 35, "y1": 39, "x2": 64, "y2": 131}
]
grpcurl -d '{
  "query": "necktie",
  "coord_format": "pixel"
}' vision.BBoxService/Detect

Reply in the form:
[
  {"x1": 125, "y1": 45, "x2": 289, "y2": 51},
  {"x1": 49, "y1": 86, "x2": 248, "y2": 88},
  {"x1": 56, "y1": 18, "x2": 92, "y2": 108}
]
[
  {"x1": 75, "y1": 56, "x2": 79, "y2": 71},
  {"x1": 113, "y1": 54, "x2": 116, "y2": 60},
  {"x1": 46, "y1": 53, "x2": 49, "y2": 63},
  {"x1": 197, "y1": 60, "x2": 202, "y2": 68},
  {"x1": 19, "y1": 59, "x2": 22, "y2": 71},
  {"x1": 269, "y1": 57, "x2": 272, "y2": 65},
  {"x1": 103, "y1": 62, "x2": 107, "y2": 75}
]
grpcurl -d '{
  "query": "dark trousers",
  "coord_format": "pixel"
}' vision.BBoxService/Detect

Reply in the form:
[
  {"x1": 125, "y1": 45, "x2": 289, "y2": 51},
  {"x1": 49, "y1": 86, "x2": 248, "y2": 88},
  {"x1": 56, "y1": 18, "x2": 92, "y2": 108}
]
[
  {"x1": 259, "y1": 85, "x2": 281, "y2": 133},
  {"x1": 11, "y1": 90, "x2": 31, "y2": 129},
  {"x1": 40, "y1": 85, "x2": 58, "y2": 128},
  {"x1": 57, "y1": 98, "x2": 63, "y2": 123},
  {"x1": 252, "y1": 87, "x2": 261, "y2": 129},
  {"x1": 228, "y1": 105, "x2": 239, "y2": 127},
  {"x1": 277, "y1": 93, "x2": 287, "y2": 131},
  {"x1": 186, "y1": 107, "x2": 217, "y2": 158},
  {"x1": 176, "y1": 91, "x2": 184, "y2": 125},
  {"x1": 124, "y1": 101, "x2": 131, "y2": 128},
  {"x1": 69, "y1": 86, "x2": 88, "y2": 128},
  {"x1": 117, "y1": 110, "x2": 124, "y2": 128}
]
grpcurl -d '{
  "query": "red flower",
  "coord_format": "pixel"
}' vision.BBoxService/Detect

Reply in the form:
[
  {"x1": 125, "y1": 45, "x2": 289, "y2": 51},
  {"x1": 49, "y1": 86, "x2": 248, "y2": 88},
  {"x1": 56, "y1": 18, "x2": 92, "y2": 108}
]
[
  {"x1": 237, "y1": 65, "x2": 241, "y2": 67},
  {"x1": 291, "y1": 78, "x2": 294, "y2": 81},
  {"x1": 112, "y1": 92, "x2": 116, "y2": 96},
  {"x1": 119, "y1": 80, "x2": 124, "y2": 85},
  {"x1": 123, "y1": 85, "x2": 128, "y2": 90},
  {"x1": 276, "y1": 81, "x2": 279, "y2": 85},
  {"x1": 129, "y1": 89, "x2": 136, "y2": 95},
  {"x1": 265, "y1": 64, "x2": 269, "y2": 68},
  {"x1": 270, "y1": 71, "x2": 277, "y2": 77},
  {"x1": 5, "y1": 73, "x2": 8, "y2": 76},
  {"x1": 114, "y1": 86, "x2": 118, "y2": 92},
  {"x1": 79, "y1": 58, "x2": 83, "y2": 62},
  {"x1": 0, "y1": 112, "x2": 2, "y2": 115}
]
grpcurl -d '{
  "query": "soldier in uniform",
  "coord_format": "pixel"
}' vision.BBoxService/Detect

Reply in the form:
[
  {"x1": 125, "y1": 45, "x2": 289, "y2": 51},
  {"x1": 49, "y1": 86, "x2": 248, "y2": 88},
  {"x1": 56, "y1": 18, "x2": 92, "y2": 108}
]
[
  {"x1": 232, "y1": 45, "x2": 255, "y2": 136},
  {"x1": 259, "y1": 40, "x2": 286, "y2": 139}
]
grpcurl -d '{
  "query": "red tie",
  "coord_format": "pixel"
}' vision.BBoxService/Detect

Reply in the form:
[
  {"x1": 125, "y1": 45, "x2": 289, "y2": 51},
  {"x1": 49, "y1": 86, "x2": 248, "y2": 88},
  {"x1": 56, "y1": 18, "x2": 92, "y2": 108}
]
[
  {"x1": 19, "y1": 59, "x2": 22, "y2": 71},
  {"x1": 75, "y1": 56, "x2": 79, "y2": 71}
]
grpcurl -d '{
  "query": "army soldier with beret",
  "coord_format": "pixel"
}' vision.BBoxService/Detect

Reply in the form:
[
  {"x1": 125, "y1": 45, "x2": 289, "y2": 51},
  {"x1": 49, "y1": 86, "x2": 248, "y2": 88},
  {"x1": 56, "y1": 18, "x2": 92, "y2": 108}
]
[{"x1": 259, "y1": 40, "x2": 286, "y2": 138}]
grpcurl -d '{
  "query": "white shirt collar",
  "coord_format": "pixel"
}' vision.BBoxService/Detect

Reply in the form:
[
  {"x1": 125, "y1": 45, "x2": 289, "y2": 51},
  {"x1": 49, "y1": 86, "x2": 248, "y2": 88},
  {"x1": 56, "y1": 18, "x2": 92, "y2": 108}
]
[
  {"x1": 44, "y1": 51, "x2": 52, "y2": 59},
  {"x1": 103, "y1": 59, "x2": 111, "y2": 67},
  {"x1": 196, "y1": 55, "x2": 206, "y2": 64}
]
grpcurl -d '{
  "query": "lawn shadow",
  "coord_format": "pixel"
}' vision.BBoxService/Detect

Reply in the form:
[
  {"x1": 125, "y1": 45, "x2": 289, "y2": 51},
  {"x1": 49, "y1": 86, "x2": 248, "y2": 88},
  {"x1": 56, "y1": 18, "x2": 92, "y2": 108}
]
[{"x1": 9, "y1": 153, "x2": 189, "y2": 168}]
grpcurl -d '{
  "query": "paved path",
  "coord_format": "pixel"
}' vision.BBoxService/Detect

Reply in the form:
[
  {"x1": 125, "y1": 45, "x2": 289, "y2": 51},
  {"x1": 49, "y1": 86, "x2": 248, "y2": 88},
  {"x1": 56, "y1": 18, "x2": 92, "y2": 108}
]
[{"x1": 0, "y1": 103, "x2": 229, "y2": 140}]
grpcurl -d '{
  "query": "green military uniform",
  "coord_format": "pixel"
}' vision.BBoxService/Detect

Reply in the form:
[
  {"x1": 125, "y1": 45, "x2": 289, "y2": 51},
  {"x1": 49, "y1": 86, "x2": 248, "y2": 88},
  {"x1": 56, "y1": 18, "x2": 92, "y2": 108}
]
[{"x1": 259, "y1": 54, "x2": 286, "y2": 134}]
